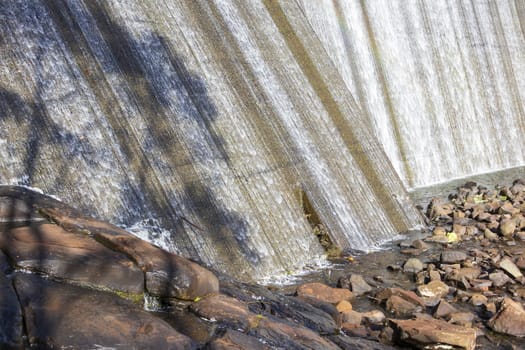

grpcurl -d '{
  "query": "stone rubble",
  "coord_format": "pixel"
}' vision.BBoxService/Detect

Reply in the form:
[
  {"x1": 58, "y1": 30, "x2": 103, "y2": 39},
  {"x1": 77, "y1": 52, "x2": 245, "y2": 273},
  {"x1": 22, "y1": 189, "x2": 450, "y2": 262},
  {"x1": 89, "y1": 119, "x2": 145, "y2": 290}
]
[{"x1": 3, "y1": 180, "x2": 525, "y2": 349}]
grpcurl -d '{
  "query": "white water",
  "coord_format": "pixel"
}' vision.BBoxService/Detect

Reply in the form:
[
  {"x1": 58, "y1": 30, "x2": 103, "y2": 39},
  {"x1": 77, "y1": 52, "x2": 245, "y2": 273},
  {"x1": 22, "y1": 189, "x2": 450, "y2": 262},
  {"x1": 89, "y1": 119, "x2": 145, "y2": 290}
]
[{"x1": 301, "y1": 0, "x2": 525, "y2": 189}]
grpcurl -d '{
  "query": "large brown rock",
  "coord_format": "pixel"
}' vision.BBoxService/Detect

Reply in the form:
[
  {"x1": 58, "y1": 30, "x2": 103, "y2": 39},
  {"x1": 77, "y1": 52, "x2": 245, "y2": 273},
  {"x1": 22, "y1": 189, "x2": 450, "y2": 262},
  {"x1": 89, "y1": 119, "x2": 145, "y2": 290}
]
[
  {"x1": 296, "y1": 282, "x2": 353, "y2": 304},
  {"x1": 0, "y1": 223, "x2": 144, "y2": 294},
  {"x1": 220, "y1": 279, "x2": 339, "y2": 335},
  {"x1": 488, "y1": 297, "x2": 525, "y2": 337},
  {"x1": 40, "y1": 207, "x2": 219, "y2": 300},
  {"x1": 190, "y1": 293, "x2": 256, "y2": 331},
  {"x1": 190, "y1": 293, "x2": 339, "y2": 349},
  {"x1": 206, "y1": 329, "x2": 270, "y2": 350},
  {"x1": 251, "y1": 318, "x2": 340, "y2": 350},
  {"x1": 0, "y1": 252, "x2": 23, "y2": 350},
  {"x1": 13, "y1": 273, "x2": 193, "y2": 349},
  {"x1": 389, "y1": 318, "x2": 476, "y2": 350}
]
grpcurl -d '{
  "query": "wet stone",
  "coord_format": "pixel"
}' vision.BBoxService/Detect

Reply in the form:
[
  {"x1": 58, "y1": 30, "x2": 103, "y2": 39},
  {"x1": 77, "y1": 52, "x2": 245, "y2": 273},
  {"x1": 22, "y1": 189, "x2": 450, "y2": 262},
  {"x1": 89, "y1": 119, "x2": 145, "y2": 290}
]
[
  {"x1": 206, "y1": 329, "x2": 270, "y2": 350},
  {"x1": 489, "y1": 271, "x2": 511, "y2": 287},
  {"x1": 441, "y1": 250, "x2": 468, "y2": 264},
  {"x1": 386, "y1": 295, "x2": 421, "y2": 317},
  {"x1": 0, "y1": 264, "x2": 23, "y2": 350},
  {"x1": 296, "y1": 282, "x2": 353, "y2": 304},
  {"x1": 0, "y1": 223, "x2": 144, "y2": 294},
  {"x1": 434, "y1": 299, "x2": 459, "y2": 319},
  {"x1": 488, "y1": 297, "x2": 525, "y2": 337},
  {"x1": 389, "y1": 318, "x2": 476, "y2": 350},
  {"x1": 13, "y1": 273, "x2": 192, "y2": 349},
  {"x1": 349, "y1": 274, "x2": 373, "y2": 296},
  {"x1": 417, "y1": 280, "x2": 449, "y2": 299},
  {"x1": 41, "y1": 207, "x2": 219, "y2": 300},
  {"x1": 403, "y1": 258, "x2": 424, "y2": 273},
  {"x1": 498, "y1": 256, "x2": 523, "y2": 280}
]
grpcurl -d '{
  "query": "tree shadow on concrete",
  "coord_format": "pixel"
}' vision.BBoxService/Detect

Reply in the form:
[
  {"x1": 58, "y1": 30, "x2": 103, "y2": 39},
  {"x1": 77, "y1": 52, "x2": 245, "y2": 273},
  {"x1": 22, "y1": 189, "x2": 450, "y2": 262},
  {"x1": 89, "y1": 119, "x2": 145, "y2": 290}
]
[{"x1": 0, "y1": 1, "x2": 262, "y2": 347}]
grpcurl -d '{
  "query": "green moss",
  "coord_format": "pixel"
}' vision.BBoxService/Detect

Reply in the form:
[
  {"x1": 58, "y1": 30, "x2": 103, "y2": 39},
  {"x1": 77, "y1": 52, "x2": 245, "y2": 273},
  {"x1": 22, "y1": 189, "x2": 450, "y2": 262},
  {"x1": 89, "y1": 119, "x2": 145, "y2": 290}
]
[{"x1": 114, "y1": 290, "x2": 144, "y2": 305}]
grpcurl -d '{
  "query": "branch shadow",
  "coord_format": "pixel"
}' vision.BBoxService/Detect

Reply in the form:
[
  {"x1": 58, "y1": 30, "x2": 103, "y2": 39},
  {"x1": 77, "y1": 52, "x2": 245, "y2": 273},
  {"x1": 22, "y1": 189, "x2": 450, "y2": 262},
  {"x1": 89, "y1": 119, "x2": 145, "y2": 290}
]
[{"x1": 0, "y1": 0, "x2": 261, "y2": 347}]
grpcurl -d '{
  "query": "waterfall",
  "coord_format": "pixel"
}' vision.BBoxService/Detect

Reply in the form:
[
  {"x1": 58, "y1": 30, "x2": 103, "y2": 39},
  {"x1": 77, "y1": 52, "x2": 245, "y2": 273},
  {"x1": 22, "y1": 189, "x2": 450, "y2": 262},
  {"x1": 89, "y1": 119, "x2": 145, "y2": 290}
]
[
  {"x1": 1, "y1": 0, "x2": 432, "y2": 281},
  {"x1": 300, "y1": 0, "x2": 525, "y2": 189}
]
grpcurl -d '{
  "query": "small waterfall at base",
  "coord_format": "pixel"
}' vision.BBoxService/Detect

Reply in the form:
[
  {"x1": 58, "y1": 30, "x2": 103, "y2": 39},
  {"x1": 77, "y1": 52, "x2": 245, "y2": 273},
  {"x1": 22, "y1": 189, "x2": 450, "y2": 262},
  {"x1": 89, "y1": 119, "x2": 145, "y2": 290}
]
[
  {"x1": 300, "y1": 0, "x2": 525, "y2": 190},
  {"x1": 0, "y1": 0, "x2": 424, "y2": 282}
]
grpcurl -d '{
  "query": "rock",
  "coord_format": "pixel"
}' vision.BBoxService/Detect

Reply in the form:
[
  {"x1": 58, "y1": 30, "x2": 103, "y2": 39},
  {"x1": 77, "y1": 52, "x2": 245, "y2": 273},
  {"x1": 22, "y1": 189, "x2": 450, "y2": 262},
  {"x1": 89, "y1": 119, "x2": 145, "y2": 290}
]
[
  {"x1": 336, "y1": 300, "x2": 353, "y2": 313},
  {"x1": 403, "y1": 258, "x2": 424, "y2": 273},
  {"x1": 327, "y1": 334, "x2": 398, "y2": 350},
  {"x1": 488, "y1": 297, "x2": 525, "y2": 337},
  {"x1": 417, "y1": 280, "x2": 449, "y2": 299},
  {"x1": 441, "y1": 250, "x2": 468, "y2": 264},
  {"x1": 349, "y1": 274, "x2": 373, "y2": 296},
  {"x1": 489, "y1": 271, "x2": 511, "y2": 287},
  {"x1": 296, "y1": 295, "x2": 342, "y2": 327},
  {"x1": 341, "y1": 310, "x2": 362, "y2": 326},
  {"x1": 500, "y1": 219, "x2": 517, "y2": 237},
  {"x1": 361, "y1": 310, "x2": 386, "y2": 325},
  {"x1": 190, "y1": 293, "x2": 255, "y2": 331},
  {"x1": 411, "y1": 239, "x2": 429, "y2": 250},
  {"x1": 206, "y1": 329, "x2": 270, "y2": 350},
  {"x1": 0, "y1": 223, "x2": 144, "y2": 294},
  {"x1": 500, "y1": 202, "x2": 520, "y2": 215},
  {"x1": 433, "y1": 226, "x2": 447, "y2": 236},
  {"x1": 470, "y1": 293, "x2": 488, "y2": 306},
  {"x1": 447, "y1": 267, "x2": 481, "y2": 282},
  {"x1": 375, "y1": 288, "x2": 425, "y2": 307},
  {"x1": 434, "y1": 299, "x2": 459, "y2": 319},
  {"x1": 13, "y1": 273, "x2": 192, "y2": 349},
  {"x1": 389, "y1": 318, "x2": 476, "y2": 350},
  {"x1": 296, "y1": 282, "x2": 352, "y2": 304},
  {"x1": 448, "y1": 312, "x2": 476, "y2": 327},
  {"x1": 0, "y1": 196, "x2": 43, "y2": 222},
  {"x1": 498, "y1": 256, "x2": 523, "y2": 280},
  {"x1": 220, "y1": 279, "x2": 339, "y2": 335},
  {"x1": 0, "y1": 265, "x2": 23, "y2": 350},
  {"x1": 41, "y1": 207, "x2": 219, "y2": 300},
  {"x1": 484, "y1": 229, "x2": 499, "y2": 241},
  {"x1": 250, "y1": 318, "x2": 340, "y2": 350},
  {"x1": 386, "y1": 295, "x2": 421, "y2": 317},
  {"x1": 429, "y1": 270, "x2": 441, "y2": 281}
]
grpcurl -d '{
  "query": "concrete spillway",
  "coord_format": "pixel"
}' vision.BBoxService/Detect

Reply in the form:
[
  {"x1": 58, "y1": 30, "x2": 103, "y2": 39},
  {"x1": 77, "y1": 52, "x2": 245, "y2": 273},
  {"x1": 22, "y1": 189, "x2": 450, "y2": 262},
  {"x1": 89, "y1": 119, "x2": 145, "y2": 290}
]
[
  {"x1": 6, "y1": 0, "x2": 522, "y2": 281},
  {"x1": 301, "y1": 0, "x2": 525, "y2": 189}
]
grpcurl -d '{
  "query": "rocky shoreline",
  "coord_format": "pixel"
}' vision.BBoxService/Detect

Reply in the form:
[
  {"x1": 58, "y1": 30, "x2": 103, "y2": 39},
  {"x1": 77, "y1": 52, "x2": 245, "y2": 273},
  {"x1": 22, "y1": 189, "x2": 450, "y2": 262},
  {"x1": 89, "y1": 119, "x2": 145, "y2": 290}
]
[{"x1": 1, "y1": 182, "x2": 525, "y2": 349}]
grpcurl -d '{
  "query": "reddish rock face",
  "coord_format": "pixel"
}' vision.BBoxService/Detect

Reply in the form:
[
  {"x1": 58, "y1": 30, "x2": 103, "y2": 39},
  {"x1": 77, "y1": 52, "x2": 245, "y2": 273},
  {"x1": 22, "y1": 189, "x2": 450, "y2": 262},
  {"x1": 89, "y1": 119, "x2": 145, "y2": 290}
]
[
  {"x1": 0, "y1": 252, "x2": 23, "y2": 350},
  {"x1": 296, "y1": 282, "x2": 353, "y2": 304},
  {"x1": 190, "y1": 293, "x2": 255, "y2": 331},
  {"x1": 41, "y1": 207, "x2": 219, "y2": 300},
  {"x1": 389, "y1": 318, "x2": 477, "y2": 350},
  {"x1": 13, "y1": 273, "x2": 193, "y2": 349},
  {"x1": 207, "y1": 329, "x2": 270, "y2": 350},
  {"x1": 0, "y1": 223, "x2": 144, "y2": 294},
  {"x1": 488, "y1": 297, "x2": 525, "y2": 337}
]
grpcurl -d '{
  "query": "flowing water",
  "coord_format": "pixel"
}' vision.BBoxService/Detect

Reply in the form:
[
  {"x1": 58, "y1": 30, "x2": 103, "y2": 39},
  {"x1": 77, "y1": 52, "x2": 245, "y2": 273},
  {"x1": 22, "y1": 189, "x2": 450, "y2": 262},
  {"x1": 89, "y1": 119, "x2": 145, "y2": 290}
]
[
  {"x1": 0, "y1": 0, "x2": 522, "y2": 282},
  {"x1": 301, "y1": 0, "x2": 525, "y2": 189}
]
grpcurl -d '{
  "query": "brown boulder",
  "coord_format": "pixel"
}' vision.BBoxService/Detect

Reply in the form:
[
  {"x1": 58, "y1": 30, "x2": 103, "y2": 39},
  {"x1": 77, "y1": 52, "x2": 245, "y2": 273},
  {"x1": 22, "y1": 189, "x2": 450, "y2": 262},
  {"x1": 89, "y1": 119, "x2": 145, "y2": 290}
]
[
  {"x1": 375, "y1": 288, "x2": 425, "y2": 307},
  {"x1": 488, "y1": 297, "x2": 525, "y2": 337},
  {"x1": 252, "y1": 318, "x2": 340, "y2": 350},
  {"x1": 207, "y1": 329, "x2": 270, "y2": 350},
  {"x1": 296, "y1": 282, "x2": 352, "y2": 304},
  {"x1": 190, "y1": 293, "x2": 255, "y2": 331},
  {"x1": 386, "y1": 295, "x2": 421, "y2": 317},
  {"x1": 41, "y1": 207, "x2": 219, "y2": 300},
  {"x1": 0, "y1": 255, "x2": 23, "y2": 350},
  {"x1": 389, "y1": 318, "x2": 476, "y2": 350},
  {"x1": 0, "y1": 223, "x2": 144, "y2": 294},
  {"x1": 13, "y1": 273, "x2": 192, "y2": 349}
]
